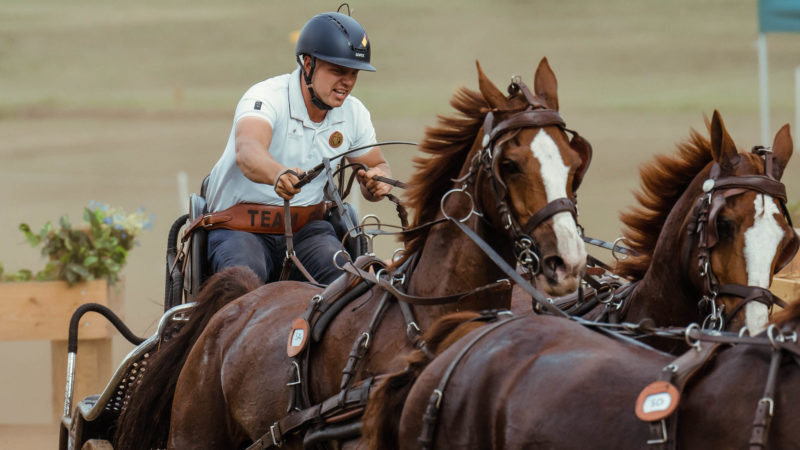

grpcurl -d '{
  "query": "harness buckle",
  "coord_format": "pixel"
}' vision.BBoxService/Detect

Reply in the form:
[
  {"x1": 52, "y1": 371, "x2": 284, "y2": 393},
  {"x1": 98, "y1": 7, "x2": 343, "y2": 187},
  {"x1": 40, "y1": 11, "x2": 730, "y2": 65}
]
[
  {"x1": 432, "y1": 389, "x2": 443, "y2": 409},
  {"x1": 392, "y1": 272, "x2": 407, "y2": 286},
  {"x1": 360, "y1": 332, "x2": 371, "y2": 349},
  {"x1": 503, "y1": 213, "x2": 513, "y2": 231},
  {"x1": 646, "y1": 420, "x2": 668, "y2": 445},
  {"x1": 270, "y1": 422, "x2": 283, "y2": 447},
  {"x1": 758, "y1": 397, "x2": 775, "y2": 417},
  {"x1": 286, "y1": 361, "x2": 302, "y2": 386}
]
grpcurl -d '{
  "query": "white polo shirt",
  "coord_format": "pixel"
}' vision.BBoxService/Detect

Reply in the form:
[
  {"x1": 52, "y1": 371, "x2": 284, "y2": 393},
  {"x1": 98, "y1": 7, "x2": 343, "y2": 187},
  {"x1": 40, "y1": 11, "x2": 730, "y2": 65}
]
[{"x1": 205, "y1": 67, "x2": 376, "y2": 211}]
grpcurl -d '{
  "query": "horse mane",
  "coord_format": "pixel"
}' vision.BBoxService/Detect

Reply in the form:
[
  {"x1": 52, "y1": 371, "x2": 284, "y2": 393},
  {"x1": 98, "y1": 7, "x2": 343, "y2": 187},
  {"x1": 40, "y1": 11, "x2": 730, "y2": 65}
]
[
  {"x1": 114, "y1": 266, "x2": 260, "y2": 450},
  {"x1": 362, "y1": 311, "x2": 484, "y2": 450},
  {"x1": 399, "y1": 87, "x2": 488, "y2": 258},
  {"x1": 614, "y1": 128, "x2": 714, "y2": 279}
]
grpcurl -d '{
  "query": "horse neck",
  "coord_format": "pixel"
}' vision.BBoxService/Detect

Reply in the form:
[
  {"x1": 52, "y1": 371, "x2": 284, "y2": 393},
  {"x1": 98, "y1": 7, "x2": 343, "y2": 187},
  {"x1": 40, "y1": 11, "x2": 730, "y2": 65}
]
[
  {"x1": 406, "y1": 218, "x2": 514, "y2": 328},
  {"x1": 625, "y1": 186, "x2": 704, "y2": 328}
]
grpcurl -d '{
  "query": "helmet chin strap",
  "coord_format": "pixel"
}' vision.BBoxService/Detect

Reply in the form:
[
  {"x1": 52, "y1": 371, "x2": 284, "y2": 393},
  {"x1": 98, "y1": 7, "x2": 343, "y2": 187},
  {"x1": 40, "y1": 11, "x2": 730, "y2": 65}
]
[{"x1": 297, "y1": 55, "x2": 333, "y2": 111}]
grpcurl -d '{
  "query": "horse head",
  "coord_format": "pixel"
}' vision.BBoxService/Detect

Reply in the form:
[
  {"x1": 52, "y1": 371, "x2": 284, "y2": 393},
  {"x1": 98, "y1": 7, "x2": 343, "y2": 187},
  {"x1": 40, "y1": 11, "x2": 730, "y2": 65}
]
[
  {"x1": 617, "y1": 111, "x2": 797, "y2": 337},
  {"x1": 690, "y1": 111, "x2": 798, "y2": 334},
  {"x1": 470, "y1": 58, "x2": 590, "y2": 296}
]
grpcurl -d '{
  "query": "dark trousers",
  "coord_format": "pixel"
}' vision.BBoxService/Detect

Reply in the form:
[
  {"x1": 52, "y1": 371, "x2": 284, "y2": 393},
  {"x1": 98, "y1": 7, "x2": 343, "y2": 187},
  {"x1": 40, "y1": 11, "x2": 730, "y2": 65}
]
[{"x1": 208, "y1": 220, "x2": 344, "y2": 285}]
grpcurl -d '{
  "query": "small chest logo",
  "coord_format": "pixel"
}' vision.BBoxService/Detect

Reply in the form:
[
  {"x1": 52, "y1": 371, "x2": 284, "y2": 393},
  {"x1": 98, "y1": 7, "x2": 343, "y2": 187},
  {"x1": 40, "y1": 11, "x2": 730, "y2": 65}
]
[{"x1": 329, "y1": 131, "x2": 344, "y2": 148}]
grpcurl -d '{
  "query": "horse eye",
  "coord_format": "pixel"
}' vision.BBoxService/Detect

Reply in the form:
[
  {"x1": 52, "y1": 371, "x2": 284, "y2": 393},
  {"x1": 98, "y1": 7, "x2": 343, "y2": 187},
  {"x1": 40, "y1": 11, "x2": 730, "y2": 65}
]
[
  {"x1": 717, "y1": 217, "x2": 736, "y2": 239},
  {"x1": 500, "y1": 160, "x2": 522, "y2": 175}
]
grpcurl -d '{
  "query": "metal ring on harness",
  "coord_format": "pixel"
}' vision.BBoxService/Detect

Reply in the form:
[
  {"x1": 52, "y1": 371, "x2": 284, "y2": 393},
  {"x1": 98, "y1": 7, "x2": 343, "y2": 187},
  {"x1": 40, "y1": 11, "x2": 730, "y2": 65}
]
[
  {"x1": 391, "y1": 248, "x2": 406, "y2": 263},
  {"x1": 333, "y1": 250, "x2": 351, "y2": 271},
  {"x1": 514, "y1": 236, "x2": 541, "y2": 275},
  {"x1": 684, "y1": 323, "x2": 703, "y2": 351},
  {"x1": 701, "y1": 296, "x2": 724, "y2": 331},
  {"x1": 611, "y1": 237, "x2": 630, "y2": 261},
  {"x1": 440, "y1": 188, "x2": 476, "y2": 223},
  {"x1": 739, "y1": 326, "x2": 749, "y2": 338},
  {"x1": 361, "y1": 214, "x2": 383, "y2": 228},
  {"x1": 375, "y1": 268, "x2": 388, "y2": 283},
  {"x1": 766, "y1": 324, "x2": 783, "y2": 349}
]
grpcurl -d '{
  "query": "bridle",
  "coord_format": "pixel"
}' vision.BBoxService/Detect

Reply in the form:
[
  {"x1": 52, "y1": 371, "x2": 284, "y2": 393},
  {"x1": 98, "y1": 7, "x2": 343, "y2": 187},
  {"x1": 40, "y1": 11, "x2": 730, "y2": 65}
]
[
  {"x1": 449, "y1": 77, "x2": 593, "y2": 274},
  {"x1": 683, "y1": 146, "x2": 799, "y2": 330}
]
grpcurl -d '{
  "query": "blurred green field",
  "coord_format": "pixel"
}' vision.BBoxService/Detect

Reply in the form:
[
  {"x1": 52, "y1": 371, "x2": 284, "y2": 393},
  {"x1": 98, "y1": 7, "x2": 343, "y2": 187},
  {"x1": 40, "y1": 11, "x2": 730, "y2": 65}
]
[{"x1": 1, "y1": 0, "x2": 800, "y2": 434}]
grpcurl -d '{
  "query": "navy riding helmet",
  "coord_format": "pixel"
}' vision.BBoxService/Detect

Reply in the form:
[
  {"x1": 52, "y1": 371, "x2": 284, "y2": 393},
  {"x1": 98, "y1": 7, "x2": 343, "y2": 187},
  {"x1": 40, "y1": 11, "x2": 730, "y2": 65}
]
[{"x1": 295, "y1": 12, "x2": 375, "y2": 110}]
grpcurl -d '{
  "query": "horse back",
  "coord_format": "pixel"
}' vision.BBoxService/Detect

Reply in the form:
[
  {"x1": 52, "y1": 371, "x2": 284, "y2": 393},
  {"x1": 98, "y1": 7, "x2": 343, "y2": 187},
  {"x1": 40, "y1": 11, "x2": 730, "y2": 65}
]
[{"x1": 399, "y1": 315, "x2": 670, "y2": 449}]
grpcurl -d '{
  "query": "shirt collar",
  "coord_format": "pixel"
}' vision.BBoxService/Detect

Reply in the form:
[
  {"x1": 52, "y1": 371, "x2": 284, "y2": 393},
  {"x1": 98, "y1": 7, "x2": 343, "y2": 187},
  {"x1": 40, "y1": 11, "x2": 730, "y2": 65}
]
[{"x1": 288, "y1": 67, "x2": 344, "y2": 128}]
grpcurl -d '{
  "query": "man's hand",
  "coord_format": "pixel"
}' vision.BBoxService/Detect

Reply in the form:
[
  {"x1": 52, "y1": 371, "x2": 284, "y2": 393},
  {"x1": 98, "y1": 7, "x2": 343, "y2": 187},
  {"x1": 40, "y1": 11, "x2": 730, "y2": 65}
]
[
  {"x1": 274, "y1": 168, "x2": 304, "y2": 201},
  {"x1": 356, "y1": 166, "x2": 392, "y2": 201}
]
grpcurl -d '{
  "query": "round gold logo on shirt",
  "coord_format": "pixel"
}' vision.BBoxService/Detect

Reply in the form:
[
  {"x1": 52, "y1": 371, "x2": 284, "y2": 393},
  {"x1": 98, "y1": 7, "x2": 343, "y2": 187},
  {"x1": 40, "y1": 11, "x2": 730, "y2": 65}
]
[{"x1": 329, "y1": 131, "x2": 343, "y2": 148}]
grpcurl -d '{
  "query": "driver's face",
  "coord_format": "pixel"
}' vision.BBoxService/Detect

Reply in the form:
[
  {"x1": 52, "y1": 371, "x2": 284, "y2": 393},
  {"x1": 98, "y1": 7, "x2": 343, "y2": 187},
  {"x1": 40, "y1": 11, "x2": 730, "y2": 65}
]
[{"x1": 304, "y1": 58, "x2": 359, "y2": 108}]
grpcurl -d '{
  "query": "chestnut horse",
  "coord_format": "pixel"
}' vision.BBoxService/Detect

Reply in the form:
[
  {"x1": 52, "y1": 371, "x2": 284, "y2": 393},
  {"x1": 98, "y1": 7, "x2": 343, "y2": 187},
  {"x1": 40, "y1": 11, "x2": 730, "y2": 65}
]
[
  {"x1": 366, "y1": 301, "x2": 800, "y2": 450},
  {"x1": 114, "y1": 58, "x2": 591, "y2": 449},
  {"x1": 514, "y1": 111, "x2": 798, "y2": 347}
]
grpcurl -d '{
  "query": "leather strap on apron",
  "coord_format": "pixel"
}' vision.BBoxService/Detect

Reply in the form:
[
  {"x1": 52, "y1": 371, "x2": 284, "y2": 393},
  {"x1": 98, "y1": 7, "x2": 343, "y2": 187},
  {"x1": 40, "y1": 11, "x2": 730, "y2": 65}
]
[{"x1": 182, "y1": 202, "x2": 330, "y2": 241}]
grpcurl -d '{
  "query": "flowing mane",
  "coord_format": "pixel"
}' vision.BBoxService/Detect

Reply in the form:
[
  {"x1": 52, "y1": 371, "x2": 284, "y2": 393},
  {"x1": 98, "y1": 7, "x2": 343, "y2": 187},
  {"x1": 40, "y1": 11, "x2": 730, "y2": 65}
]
[
  {"x1": 400, "y1": 87, "x2": 488, "y2": 257},
  {"x1": 615, "y1": 128, "x2": 714, "y2": 279}
]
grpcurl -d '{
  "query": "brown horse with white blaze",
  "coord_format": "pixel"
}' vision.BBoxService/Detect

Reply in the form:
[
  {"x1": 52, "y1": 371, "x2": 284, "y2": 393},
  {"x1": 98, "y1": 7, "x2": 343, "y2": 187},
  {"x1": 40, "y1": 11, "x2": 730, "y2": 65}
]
[
  {"x1": 363, "y1": 115, "x2": 800, "y2": 449},
  {"x1": 609, "y1": 112, "x2": 797, "y2": 337},
  {"x1": 114, "y1": 58, "x2": 591, "y2": 449},
  {"x1": 514, "y1": 111, "x2": 797, "y2": 347}
]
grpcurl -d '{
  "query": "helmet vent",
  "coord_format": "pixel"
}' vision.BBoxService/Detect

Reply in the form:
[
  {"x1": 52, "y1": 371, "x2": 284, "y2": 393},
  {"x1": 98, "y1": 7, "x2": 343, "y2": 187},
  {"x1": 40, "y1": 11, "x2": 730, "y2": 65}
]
[{"x1": 327, "y1": 16, "x2": 351, "y2": 40}]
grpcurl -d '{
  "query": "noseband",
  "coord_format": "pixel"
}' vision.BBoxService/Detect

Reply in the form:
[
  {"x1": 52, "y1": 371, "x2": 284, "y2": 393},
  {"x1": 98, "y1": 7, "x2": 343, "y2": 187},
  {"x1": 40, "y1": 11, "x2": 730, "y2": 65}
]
[
  {"x1": 455, "y1": 78, "x2": 592, "y2": 274},
  {"x1": 684, "y1": 146, "x2": 800, "y2": 330}
]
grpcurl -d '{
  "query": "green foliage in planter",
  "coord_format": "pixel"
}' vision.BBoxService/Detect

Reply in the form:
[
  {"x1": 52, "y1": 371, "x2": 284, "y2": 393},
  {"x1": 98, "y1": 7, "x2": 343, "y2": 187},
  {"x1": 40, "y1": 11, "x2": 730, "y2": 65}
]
[{"x1": 2, "y1": 203, "x2": 153, "y2": 285}]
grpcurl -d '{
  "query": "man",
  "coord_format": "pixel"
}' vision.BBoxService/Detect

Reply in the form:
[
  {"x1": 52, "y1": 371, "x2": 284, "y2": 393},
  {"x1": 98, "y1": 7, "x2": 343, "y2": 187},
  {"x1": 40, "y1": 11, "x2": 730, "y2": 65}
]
[{"x1": 203, "y1": 11, "x2": 392, "y2": 285}]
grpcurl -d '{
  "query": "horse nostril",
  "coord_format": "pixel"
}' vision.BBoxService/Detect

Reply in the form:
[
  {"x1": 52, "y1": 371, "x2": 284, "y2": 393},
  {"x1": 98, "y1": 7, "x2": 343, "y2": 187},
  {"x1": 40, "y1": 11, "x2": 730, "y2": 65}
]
[{"x1": 542, "y1": 256, "x2": 565, "y2": 277}]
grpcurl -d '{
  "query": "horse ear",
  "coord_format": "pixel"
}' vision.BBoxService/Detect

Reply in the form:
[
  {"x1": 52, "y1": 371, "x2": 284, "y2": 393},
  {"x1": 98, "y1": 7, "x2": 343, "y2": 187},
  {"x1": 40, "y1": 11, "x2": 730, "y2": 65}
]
[
  {"x1": 534, "y1": 57, "x2": 559, "y2": 111},
  {"x1": 476, "y1": 61, "x2": 507, "y2": 110},
  {"x1": 770, "y1": 124, "x2": 793, "y2": 179},
  {"x1": 709, "y1": 110, "x2": 739, "y2": 170}
]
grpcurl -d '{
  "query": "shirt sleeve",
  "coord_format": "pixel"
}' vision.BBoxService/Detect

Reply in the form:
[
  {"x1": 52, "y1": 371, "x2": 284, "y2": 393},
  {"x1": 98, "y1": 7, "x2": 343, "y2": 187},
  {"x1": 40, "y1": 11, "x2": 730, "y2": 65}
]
[
  {"x1": 234, "y1": 96, "x2": 277, "y2": 127},
  {"x1": 347, "y1": 99, "x2": 377, "y2": 158}
]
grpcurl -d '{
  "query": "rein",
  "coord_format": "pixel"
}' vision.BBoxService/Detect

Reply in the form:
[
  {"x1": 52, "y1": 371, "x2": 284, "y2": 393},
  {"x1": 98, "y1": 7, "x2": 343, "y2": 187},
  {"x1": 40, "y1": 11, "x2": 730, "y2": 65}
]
[{"x1": 275, "y1": 141, "x2": 415, "y2": 283}]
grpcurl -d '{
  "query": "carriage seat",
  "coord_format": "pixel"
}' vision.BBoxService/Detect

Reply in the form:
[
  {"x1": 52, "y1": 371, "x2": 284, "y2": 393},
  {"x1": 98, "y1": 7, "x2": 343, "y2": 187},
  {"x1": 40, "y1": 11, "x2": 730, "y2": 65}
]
[{"x1": 185, "y1": 178, "x2": 210, "y2": 300}]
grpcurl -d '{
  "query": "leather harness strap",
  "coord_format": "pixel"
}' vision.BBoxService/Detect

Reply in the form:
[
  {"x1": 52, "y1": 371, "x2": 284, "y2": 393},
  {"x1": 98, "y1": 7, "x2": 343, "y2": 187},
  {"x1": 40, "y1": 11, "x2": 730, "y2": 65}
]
[
  {"x1": 279, "y1": 198, "x2": 318, "y2": 283},
  {"x1": 248, "y1": 375, "x2": 386, "y2": 450},
  {"x1": 417, "y1": 311, "x2": 521, "y2": 450},
  {"x1": 342, "y1": 262, "x2": 513, "y2": 306},
  {"x1": 717, "y1": 284, "x2": 787, "y2": 321},
  {"x1": 642, "y1": 341, "x2": 725, "y2": 449},
  {"x1": 521, "y1": 197, "x2": 577, "y2": 236},
  {"x1": 749, "y1": 346, "x2": 782, "y2": 449}
]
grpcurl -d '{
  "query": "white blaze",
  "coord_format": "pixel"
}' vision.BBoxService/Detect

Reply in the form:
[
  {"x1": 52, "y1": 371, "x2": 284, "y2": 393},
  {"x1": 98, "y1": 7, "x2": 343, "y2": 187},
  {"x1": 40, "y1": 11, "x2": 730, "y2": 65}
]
[
  {"x1": 529, "y1": 130, "x2": 586, "y2": 269},
  {"x1": 743, "y1": 194, "x2": 783, "y2": 335}
]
